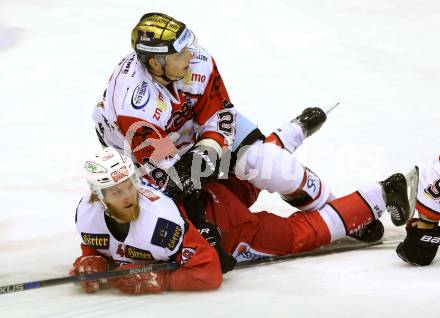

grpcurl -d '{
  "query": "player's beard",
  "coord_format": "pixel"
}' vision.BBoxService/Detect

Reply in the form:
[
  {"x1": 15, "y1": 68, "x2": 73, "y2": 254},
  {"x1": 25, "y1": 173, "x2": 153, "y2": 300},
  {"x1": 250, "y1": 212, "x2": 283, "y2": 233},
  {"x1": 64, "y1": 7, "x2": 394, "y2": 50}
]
[{"x1": 107, "y1": 201, "x2": 140, "y2": 223}]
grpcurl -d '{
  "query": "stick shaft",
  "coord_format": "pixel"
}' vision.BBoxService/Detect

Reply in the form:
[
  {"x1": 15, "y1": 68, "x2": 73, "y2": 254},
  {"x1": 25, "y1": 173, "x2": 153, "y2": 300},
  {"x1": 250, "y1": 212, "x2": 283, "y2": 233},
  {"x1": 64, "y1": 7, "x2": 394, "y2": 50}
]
[
  {"x1": 236, "y1": 240, "x2": 382, "y2": 269},
  {"x1": 0, "y1": 261, "x2": 179, "y2": 295},
  {"x1": 325, "y1": 102, "x2": 341, "y2": 115},
  {"x1": 1, "y1": 239, "x2": 398, "y2": 294}
]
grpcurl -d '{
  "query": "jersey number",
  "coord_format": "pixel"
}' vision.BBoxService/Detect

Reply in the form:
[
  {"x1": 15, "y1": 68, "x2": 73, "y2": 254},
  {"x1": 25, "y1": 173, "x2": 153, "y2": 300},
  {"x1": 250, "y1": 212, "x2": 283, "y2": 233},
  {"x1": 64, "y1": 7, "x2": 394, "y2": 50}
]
[
  {"x1": 116, "y1": 244, "x2": 125, "y2": 258},
  {"x1": 425, "y1": 179, "x2": 440, "y2": 200},
  {"x1": 217, "y1": 110, "x2": 234, "y2": 135},
  {"x1": 172, "y1": 101, "x2": 192, "y2": 129}
]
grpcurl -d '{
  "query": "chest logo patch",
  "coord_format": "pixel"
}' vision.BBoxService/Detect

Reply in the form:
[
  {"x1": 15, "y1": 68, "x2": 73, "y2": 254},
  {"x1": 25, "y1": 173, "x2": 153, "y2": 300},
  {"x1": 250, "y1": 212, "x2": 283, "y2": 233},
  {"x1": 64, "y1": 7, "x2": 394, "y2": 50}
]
[
  {"x1": 81, "y1": 233, "x2": 110, "y2": 249},
  {"x1": 125, "y1": 245, "x2": 154, "y2": 261},
  {"x1": 131, "y1": 81, "x2": 150, "y2": 110}
]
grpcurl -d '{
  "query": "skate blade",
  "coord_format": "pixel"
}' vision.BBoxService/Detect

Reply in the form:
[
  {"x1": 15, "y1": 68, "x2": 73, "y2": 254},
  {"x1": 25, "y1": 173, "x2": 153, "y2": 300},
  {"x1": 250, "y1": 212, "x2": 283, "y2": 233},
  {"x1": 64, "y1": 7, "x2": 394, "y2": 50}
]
[{"x1": 405, "y1": 165, "x2": 420, "y2": 221}]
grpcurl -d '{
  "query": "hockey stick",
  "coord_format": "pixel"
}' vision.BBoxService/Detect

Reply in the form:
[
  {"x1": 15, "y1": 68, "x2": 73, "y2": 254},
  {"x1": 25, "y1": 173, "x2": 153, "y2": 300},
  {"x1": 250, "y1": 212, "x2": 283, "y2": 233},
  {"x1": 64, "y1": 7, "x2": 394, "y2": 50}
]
[
  {"x1": 0, "y1": 240, "x2": 392, "y2": 294},
  {"x1": 325, "y1": 102, "x2": 340, "y2": 115},
  {"x1": 235, "y1": 240, "x2": 382, "y2": 269},
  {"x1": 0, "y1": 261, "x2": 179, "y2": 295}
]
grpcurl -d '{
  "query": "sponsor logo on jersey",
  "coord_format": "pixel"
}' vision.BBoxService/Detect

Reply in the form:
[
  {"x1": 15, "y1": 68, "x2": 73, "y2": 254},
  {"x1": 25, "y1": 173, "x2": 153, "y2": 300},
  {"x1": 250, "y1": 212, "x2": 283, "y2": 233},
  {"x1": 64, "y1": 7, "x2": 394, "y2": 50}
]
[
  {"x1": 181, "y1": 247, "x2": 195, "y2": 264},
  {"x1": 191, "y1": 52, "x2": 208, "y2": 64},
  {"x1": 151, "y1": 218, "x2": 183, "y2": 250},
  {"x1": 125, "y1": 245, "x2": 154, "y2": 260},
  {"x1": 81, "y1": 233, "x2": 110, "y2": 249},
  {"x1": 122, "y1": 54, "x2": 136, "y2": 74},
  {"x1": 183, "y1": 70, "x2": 193, "y2": 85},
  {"x1": 182, "y1": 70, "x2": 206, "y2": 85},
  {"x1": 110, "y1": 166, "x2": 128, "y2": 182},
  {"x1": 153, "y1": 92, "x2": 167, "y2": 120},
  {"x1": 191, "y1": 73, "x2": 206, "y2": 83},
  {"x1": 131, "y1": 81, "x2": 151, "y2": 109}
]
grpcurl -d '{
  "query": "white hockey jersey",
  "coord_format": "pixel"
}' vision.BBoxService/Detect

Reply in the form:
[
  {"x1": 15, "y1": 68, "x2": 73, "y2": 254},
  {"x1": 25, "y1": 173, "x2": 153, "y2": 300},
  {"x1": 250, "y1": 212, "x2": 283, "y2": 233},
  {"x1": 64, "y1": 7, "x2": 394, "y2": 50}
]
[
  {"x1": 92, "y1": 46, "x2": 237, "y2": 170},
  {"x1": 417, "y1": 156, "x2": 440, "y2": 221},
  {"x1": 75, "y1": 187, "x2": 186, "y2": 264}
]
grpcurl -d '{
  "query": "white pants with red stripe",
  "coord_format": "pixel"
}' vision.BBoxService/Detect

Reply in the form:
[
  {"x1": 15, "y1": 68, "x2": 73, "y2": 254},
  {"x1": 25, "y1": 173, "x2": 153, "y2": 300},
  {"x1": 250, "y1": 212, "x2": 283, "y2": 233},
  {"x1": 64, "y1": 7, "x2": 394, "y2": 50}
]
[{"x1": 234, "y1": 140, "x2": 333, "y2": 211}]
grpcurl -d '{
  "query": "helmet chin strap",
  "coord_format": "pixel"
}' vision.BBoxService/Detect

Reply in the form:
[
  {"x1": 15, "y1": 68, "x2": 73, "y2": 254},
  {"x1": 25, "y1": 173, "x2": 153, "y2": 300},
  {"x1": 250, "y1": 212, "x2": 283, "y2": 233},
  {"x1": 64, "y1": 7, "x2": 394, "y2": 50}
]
[
  {"x1": 159, "y1": 65, "x2": 173, "y2": 83},
  {"x1": 96, "y1": 191, "x2": 126, "y2": 223},
  {"x1": 159, "y1": 65, "x2": 185, "y2": 83}
]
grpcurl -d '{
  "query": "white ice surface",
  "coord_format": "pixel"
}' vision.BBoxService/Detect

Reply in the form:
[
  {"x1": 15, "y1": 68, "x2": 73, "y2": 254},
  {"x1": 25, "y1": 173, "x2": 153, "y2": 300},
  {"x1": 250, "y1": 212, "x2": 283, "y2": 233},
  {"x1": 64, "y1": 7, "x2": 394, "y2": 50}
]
[{"x1": 0, "y1": 0, "x2": 439, "y2": 317}]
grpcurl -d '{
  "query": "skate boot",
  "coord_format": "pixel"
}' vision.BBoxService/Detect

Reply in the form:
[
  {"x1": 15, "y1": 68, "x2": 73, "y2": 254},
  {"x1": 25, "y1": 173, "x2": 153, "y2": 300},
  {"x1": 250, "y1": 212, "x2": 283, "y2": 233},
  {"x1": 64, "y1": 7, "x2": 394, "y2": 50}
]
[
  {"x1": 349, "y1": 219, "x2": 384, "y2": 243},
  {"x1": 380, "y1": 173, "x2": 410, "y2": 226},
  {"x1": 266, "y1": 107, "x2": 327, "y2": 153},
  {"x1": 292, "y1": 107, "x2": 327, "y2": 137}
]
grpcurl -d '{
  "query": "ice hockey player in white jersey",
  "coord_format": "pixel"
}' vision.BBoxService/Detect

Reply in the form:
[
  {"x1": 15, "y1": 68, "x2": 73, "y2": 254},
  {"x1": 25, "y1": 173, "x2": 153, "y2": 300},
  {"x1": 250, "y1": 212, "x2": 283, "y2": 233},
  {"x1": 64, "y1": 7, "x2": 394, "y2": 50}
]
[
  {"x1": 70, "y1": 147, "x2": 416, "y2": 295},
  {"x1": 92, "y1": 12, "x2": 334, "y2": 215},
  {"x1": 397, "y1": 157, "x2": 440, "y2": 266}
]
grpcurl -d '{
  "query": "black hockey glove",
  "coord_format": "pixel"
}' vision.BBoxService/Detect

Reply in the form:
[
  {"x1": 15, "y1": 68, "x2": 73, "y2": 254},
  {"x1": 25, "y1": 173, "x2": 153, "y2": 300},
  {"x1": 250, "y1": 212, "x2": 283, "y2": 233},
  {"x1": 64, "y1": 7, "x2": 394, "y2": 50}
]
[
  {"x1": 197, "y1": 221, "x2": 237, "y2": 273},
  {"x1": 396, "y1": 218, "x2": 440, "y2": 266},
  {"x1": 164, "y1": 141, "x2": 221, "y2": 200},
  {"x1": 293, "y1": 107, "x2": 327, "y2": 137}
]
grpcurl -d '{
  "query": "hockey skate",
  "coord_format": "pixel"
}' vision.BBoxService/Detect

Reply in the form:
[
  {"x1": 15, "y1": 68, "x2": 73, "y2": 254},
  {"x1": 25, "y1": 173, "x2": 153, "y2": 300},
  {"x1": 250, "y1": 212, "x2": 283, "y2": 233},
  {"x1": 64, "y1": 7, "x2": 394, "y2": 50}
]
[
  {"x1": 349, "y1": 219, "x2": 384, "y2": 243},
  {"x1": 380, "y1": 167, "x2": 419, "y2": 226}
]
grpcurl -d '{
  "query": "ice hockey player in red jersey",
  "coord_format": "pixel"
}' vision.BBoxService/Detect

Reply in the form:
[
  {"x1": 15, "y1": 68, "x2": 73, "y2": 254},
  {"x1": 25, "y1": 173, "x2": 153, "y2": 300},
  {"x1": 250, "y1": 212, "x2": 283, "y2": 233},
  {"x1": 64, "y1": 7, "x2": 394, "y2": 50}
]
[
  {"x1": 397, "y1": 157, "x2": 440, "y2": 266},
  {"x1": 92, "y1": 12, "x2": 334, "y2": 215},
  {"x1": 70, "y1": 147, "x2": 414, "y2": 295}
]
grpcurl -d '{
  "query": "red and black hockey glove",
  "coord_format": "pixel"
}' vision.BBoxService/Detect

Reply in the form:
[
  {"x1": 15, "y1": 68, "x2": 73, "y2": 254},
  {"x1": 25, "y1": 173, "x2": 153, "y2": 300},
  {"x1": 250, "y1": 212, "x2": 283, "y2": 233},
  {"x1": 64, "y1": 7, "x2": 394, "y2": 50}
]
[
  {"x1": 69, "y1": 255, "x2": 109, "y2": 293},
  {"x1": 163, "y1": 140, "x2": 221, "y2": 200},
  {"x1": 197, "y1": 221, "x2": 237, "y2": 273},
  {"x1": 396, "y1": 218, "x2": 440, "y2": 266},
  {"x1": 108, "y1": 264, "x2": 170, "y2": 295}
]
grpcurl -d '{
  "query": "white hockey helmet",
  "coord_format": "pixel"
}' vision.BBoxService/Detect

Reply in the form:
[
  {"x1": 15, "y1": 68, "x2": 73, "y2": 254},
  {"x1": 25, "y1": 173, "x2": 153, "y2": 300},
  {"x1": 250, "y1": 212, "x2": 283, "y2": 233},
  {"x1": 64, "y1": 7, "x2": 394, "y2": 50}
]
[{"x1": 84, "y1": 147, "x2": 138, "y2": 201}]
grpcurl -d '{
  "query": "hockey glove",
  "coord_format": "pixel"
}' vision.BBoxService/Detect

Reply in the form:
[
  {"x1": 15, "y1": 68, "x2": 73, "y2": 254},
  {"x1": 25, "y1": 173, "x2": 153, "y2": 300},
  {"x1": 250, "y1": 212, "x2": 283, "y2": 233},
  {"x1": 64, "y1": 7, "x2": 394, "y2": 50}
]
[
  {"x1": 293, "y1": 107, "x2": 327, "y2": 137},
  {"x1": 164, "y1": 139, "x2": 221, "y2": 200},
  {"x1": 396, "y1": 218, "x2": 440, "y2": 266},
  {"x1": 69, "y1": 255, "x2": 109, "y2": 293},
  {"x1": 197, "y1": 221, "x2": 237, "y2": 273},
  {"x1": 108, "y1": 264, "x2": 170, "y2": 295}
]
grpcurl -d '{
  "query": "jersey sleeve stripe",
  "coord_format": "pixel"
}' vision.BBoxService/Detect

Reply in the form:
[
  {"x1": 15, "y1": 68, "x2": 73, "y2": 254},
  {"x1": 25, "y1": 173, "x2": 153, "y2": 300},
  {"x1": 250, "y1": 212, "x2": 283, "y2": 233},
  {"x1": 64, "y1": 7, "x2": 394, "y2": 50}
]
[{"x1": 416, "y1": 199, "x2": 440, "y2": 221}]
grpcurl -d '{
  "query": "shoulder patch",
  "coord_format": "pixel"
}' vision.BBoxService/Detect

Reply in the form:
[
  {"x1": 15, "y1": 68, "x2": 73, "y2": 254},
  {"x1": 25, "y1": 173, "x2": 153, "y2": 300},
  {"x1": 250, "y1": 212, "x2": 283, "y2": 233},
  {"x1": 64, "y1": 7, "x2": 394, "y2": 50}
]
[{"x1": 151, "y1": 217, "x2": 182, "y2": 250}]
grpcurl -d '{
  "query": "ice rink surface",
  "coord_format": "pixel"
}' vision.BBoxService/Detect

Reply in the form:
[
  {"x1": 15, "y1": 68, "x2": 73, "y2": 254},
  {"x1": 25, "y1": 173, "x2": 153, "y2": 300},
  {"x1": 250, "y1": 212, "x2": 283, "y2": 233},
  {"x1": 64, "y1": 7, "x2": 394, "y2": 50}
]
[{"x1": 0, "y1": 0, "x2": 439, "y2": 317}]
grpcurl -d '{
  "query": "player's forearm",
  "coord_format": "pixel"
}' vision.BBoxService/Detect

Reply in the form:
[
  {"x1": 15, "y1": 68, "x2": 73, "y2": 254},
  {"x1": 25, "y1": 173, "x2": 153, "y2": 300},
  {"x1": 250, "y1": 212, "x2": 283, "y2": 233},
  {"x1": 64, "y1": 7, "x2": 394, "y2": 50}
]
[
  {"x1": 417, "y1": 219, "x2": 438, "y2": 229},
  {"x1": 169, "y1": 255, "x2": 222, "y2": 291}
]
